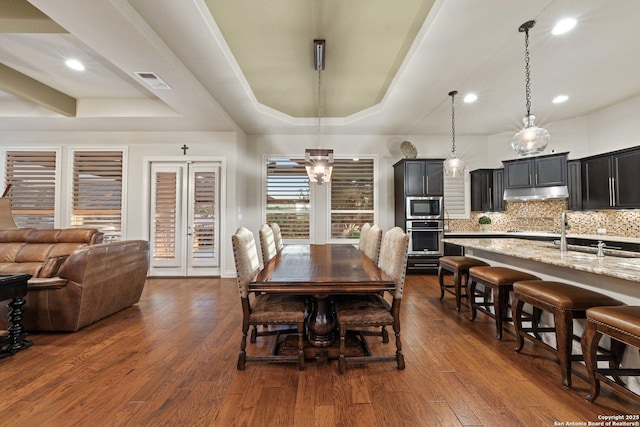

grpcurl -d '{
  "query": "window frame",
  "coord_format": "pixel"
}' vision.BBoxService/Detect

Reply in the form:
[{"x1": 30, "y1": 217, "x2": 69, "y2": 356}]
[
  {"x1": 1, "y1": 146, "x2": 62, "y2": 229},
  {"x1": 67, "y1": 147, "x2": 128, "y2": 240},
  {"x1": 328, "y1": 155, "x2": 377, "y2": 244}
]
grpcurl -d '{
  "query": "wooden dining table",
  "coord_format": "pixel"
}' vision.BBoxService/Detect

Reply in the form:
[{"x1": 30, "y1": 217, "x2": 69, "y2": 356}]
[{"x1": 250, "y1": 244, "x2": 395, "y2": 352}]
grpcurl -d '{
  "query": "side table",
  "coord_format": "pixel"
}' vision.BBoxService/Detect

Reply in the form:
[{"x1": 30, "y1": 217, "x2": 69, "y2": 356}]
[{"x1": 0, "y1": 273, "x2": 32, "y2": 359}]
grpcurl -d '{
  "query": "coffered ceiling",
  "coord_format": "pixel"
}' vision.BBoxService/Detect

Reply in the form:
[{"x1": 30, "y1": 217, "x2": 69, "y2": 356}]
[{"x1": 1, "y1": 0, "x2": 640, "y2": 137}]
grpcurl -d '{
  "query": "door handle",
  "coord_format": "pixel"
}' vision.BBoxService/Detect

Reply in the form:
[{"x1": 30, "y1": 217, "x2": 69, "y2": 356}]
[{"x1": 611, "y1": 177, "x2": 616, "y2": 206}]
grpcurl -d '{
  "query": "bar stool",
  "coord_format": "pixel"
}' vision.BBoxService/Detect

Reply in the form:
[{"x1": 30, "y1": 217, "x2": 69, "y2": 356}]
[
  {"x1": 582, "y1": 305, "x2": 639, "y2": 402},
  {"x1": 512, "y1": 280, "x2": 624, "y2": 388},
  {"x1": 438, "y1": 256, "x2": 489, "y2": 311},
  {"x1": 467, "y1": 266, "x2": 540, "y2": 340}
]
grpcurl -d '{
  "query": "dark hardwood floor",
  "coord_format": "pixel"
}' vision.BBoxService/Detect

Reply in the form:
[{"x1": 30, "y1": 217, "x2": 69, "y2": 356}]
[{"x1": 1, "y1": 274, "x2": 638, "y2": 426}]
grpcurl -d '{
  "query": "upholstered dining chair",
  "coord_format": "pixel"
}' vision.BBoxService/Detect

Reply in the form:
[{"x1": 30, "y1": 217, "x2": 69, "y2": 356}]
[
  {"x1": 335, "y1": 226, "x2": 409, "y2": 374},
  {"x1": 361, "y1": 224, "x2": 382, "y2": 264},
  {"x1": 269, "y1": 223, "x2": 284, "y2": 253},
  {"x1": 359, "y1": 223, "x2": 371, "y2": 251},
  {"x1": 231, "y1": 227, "x2": 305, "y2": 370},
  {"x1": 259, "y1": 223, "x2": 278, "y2": 265}
]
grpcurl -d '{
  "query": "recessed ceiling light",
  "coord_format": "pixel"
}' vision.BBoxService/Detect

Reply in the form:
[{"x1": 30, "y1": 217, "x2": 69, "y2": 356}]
[
  {"x1": 553, "y1": 95, "x2": 569, "y2": 104},
  {"x1": 65, "y1": 59, "x2": 85, "y2": 71},
  {"x1": 552, "y1": 18, "x2": 577, "y2": 35},
  {"x1": 463, "y1": 93, "x2": 478, "y2": 103}
]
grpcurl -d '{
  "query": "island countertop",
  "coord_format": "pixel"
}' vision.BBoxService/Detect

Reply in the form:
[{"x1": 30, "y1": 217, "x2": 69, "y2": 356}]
[{"x1": 442, "y1": 237, "x2": 640, "y2": 283}]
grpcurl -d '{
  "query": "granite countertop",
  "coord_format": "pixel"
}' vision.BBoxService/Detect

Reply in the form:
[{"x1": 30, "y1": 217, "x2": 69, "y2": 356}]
[
  {"x1": 442, "y1": 237, "x2": 640, "y2": 283},
  {"x1": 444, "y1": 231, "x2": 640, "y2": 244}
]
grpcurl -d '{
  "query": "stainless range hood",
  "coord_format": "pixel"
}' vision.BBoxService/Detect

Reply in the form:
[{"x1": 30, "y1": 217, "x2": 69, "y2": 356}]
[{"x1": 503, "y1": 185, "x2": 569, "y2": 202}]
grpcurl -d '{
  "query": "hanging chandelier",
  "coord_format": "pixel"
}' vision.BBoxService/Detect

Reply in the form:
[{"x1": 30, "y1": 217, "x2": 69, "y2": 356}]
[
  {"x1": 305, "y1": 39, "x2": 333, "y2": 185},
  {"x1": 511, "y1": 20, "x2": 550, "y2": 156},
  {"x1": 443, "y1": 90, "x2": 465, "y2": 177}
]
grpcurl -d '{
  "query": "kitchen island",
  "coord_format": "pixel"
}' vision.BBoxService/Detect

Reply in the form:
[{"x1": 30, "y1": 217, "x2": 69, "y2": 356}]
[{"x1": 442, "y1": 237, "x2": 640, "y2": 304}]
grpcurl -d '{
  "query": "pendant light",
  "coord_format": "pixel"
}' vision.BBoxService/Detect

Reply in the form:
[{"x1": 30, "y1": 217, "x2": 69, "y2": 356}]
[
  {"x1": 511, "y1": 20, "x2": 550, "y2": 156},
  {"x1": 443, "y1": 90, "x2": 465, "y2": 177},
  {"x1": 305, "y1": 39, "x2": 333, "y2": 185}
]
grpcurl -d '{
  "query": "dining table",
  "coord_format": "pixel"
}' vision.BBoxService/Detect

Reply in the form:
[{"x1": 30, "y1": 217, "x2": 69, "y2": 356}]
[{"x1": 250, "y1": 244, "x2": 395, "y2": 354}]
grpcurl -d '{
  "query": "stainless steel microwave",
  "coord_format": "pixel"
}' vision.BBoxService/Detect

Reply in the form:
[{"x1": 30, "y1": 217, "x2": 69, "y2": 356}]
[{"x1": 406, "y1": 196, "x2": 444, "y2": 220}]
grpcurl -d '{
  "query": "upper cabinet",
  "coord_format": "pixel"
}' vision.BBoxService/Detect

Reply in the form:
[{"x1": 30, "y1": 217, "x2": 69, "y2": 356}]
[
  {"x1": 567, "y1": 159, "x2": 582, "y2": 211},
  {"x1": 581, "y1": 147, "x2": 640, "y2": 209},
  {"x1": 470, "y1": 168, "x2": 505, "y2": 212},
  {"x1": 503, "y1": 153, "x2": 568, "y2": 189},
  {"x1": 395, "y1": 159, "x2": 444, "y2": 196}
]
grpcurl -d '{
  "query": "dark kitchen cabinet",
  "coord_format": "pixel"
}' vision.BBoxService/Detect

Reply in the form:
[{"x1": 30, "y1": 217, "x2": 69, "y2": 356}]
[
  {"x1": 396, "y1": 159, "x2": 444, "y2": 197},
  {"x1": 567, "y1": 159, "x2": 582, "y2": 210},
  {"x1": 503, "y1": 152, "x2": 568, "y2": 189},
  {"x1": 581, "y1": 147, "x2": 640, "y2": 209},
  {"x1": 470, "y1": 168, "x2": 505, "y2": 212}
]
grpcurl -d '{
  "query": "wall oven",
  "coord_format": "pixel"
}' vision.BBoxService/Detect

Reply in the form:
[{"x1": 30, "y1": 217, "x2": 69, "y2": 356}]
[
  {"x1": 406, "y1": 196, "x2": 444, "y2": 220},
  {"x1": 406, "y1": 220, "x2": 444, "y2": 255}
]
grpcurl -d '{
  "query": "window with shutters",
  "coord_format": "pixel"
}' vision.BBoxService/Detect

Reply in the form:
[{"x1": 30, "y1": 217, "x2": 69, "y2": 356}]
[
  {"x1": 330, "y1": 158, "x2": 375, "y2": 239},
  {"x1": 71, "y1": 150, "x2": 125, "y2": 241},
  {"x1": 443, "y1": 173, "x2": 468, "y2": 218},
  {"x1": 153, "y1": 170, "x2": 178, "y2": 260},
  {"x1": 266, "y1": 158, "x2": 310, "y2": 239},
  {"x1": 3, "y1": 150, "x2": 58, "y2": 228}
]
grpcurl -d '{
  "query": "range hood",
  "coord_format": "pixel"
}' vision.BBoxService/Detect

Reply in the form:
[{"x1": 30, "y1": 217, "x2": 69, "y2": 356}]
[{"x1": 503, "y1": 185, "x2": 569, "y2": 202}]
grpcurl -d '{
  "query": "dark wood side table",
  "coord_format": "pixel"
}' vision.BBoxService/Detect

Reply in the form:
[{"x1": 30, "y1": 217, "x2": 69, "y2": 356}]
[{"x1": 0, "y1": 273, "x2": 32, "y2": 359}]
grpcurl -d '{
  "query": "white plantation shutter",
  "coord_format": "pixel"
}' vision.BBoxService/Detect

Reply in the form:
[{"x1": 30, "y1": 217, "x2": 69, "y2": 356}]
[
  {"x1": 72, "y1": 150, "x2": 124, "y2": 241},
  {"x1": 266, "y1": 158, "x2": 310, "y2": 239},
  {"x1": 191, "y1": 169, "x2": 217, "y2": 260},
  {"x1": 444, "y1": 174, "x2": 467, "y2": 217},
  {"x1": 330, "y1": 158, "x2": 374, "y2": 239},
  {"x1": 153, "y1": 170, "x2": 178, "y2": 260},
  {"x1": 4, "y1": 150, "x2": 57, "y2": 228}
]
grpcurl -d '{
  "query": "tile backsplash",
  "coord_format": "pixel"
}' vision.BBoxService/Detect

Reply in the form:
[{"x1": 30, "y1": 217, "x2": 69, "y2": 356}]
[{"x1": 448, "y1": 200, "x2": 640, "y2": 238}]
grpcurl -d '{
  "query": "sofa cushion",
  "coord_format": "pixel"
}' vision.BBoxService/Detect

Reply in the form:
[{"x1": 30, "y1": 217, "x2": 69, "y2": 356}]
[
  {"x1": 0, "y1": 243, "x2": 24, "y2": 262},
  {"x1": 15, "y1": 243, "x2": 55, "y2": 262},
  {"x1": 0, "y1": 261, "x2": 42, "y2": 277},
  {"x1": 0, "y1": 228, "x2": 33, "y2": 242},
  {"x1": 57, "y1": 228, "x2": 103, "y2": 244},
  {"x1": 38, "y1": 255, "x2": 69, "y2": 278}
]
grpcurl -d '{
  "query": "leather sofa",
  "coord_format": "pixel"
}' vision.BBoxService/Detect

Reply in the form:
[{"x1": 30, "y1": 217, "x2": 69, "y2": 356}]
[
  {"x1": 0, "y1": 228, "x2": 104, "y2": 277},
  {"x1": 1, "y1": 229, "x2": 150, "y2": 332}
]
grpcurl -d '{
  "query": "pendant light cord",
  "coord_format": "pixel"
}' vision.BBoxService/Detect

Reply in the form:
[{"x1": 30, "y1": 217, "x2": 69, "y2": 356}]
[
  {"x1": 449, "y1": 90, "x2": 457, "y2": 156},
  {"x1": 522, "y1": 23, "x2": 533, "y2": 126},
  {"x1": 317, "y1": 70, "x2": 322, "y2": 148}
]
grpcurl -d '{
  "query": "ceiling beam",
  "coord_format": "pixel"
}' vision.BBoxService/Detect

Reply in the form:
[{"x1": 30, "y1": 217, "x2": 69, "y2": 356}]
[
  {"x1": 0, "y1": 0, "x2": 67, "y2": 33},
  {"x1": 0, "y1": 63, "x2": 76, "y2": 116}
]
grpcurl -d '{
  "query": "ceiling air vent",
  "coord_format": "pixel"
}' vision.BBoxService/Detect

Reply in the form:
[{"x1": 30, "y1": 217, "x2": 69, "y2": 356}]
[{"x1": 134, "y1": 71, "x2": 171, "y2": 90}]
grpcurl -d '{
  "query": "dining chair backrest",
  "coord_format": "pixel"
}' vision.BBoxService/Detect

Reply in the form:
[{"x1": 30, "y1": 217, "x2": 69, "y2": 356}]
[
  {"x1": 377, "y1": 226, "x2": 409, "y2": 299},
  {"x1": 361, "y1": 224, "x2": 382, "y2": 264},
  {"x1": 269, "y1": 223, "x2": 284, "y2": 253},
  {"x1": 231, "y1": 227, "x2": 261, "y2": 298},
  {"x1": 359, "y1": 223, "x2": 371, "y2": 250},
  {"x1": 259, "y1": 223, "x2": 278, "y2": 264}
]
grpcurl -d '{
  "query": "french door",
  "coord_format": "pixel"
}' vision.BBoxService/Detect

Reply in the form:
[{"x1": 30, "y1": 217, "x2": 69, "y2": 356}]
[{"x1": 149, "y1": 161, "x2": 220, "y2": 276}]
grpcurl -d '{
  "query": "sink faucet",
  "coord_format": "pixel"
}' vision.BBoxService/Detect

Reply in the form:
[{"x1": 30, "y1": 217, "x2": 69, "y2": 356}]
[
  {"x1": 560, "y1": 211, "x2": 568, "y2": 253},
  {"x1": 597, "y1": 241, "x2": 606, "y2": 257}
]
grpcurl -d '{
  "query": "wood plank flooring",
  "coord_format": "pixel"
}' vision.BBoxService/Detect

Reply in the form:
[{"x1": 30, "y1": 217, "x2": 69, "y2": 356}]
[{"x1": 1, "y1": 275, "x2": 638, "y2": 426}]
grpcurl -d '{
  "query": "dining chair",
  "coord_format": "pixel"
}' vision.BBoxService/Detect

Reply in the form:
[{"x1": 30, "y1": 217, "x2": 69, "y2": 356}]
[
  {"x1": 231, "y1": 227, "x2": 305, "y2": 370},
  {"x1": 259, "y1": 223, "x2": 278, "y2": 265},
  {"x1": 359, "y1": 223, "x2": 371, "y2": 250},
  {"x1": 361, "y1": 223, "x2": 382, "y2": 264},
  {"x1": 269, "y1": 223, "x2": 284, "y2": 253},
  {"x1": 335, "y1": 226, "x2": 409, "y2": 374}
]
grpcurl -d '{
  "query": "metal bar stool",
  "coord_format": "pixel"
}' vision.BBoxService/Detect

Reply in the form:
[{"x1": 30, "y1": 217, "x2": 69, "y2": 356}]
[
  {"x1": 438, "y1": 256, "x2": 489, "y2": 311},
  {"x1": 467, "y1": 266, "x2": 540, "y2": 340},
  {"x1": 512, "y1": 280, "x2": 624, "y2": 388},
  {"x1": 582, "y1": 305, "x2": 640, "y2": 402}
]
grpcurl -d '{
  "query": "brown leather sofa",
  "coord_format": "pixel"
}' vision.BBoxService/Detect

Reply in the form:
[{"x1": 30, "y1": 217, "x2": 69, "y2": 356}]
[
  {"x1": 0, "y1": 228, "x2": 104, "y2": 277},
  {"x1": 1, "y1": 229, "x2": 150, "y2": 332}
]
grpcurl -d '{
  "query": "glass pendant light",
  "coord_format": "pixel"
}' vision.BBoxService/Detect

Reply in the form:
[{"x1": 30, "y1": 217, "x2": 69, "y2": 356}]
[
  {"x1": 443, "y1": 90, "x2": 465, "y2": 177},
  {"x1": 305, "y1": 39, "x2": 333, "y2": 185},
  {"x1": 511, "y1": 20, "x2": 550, "y2": 156}
]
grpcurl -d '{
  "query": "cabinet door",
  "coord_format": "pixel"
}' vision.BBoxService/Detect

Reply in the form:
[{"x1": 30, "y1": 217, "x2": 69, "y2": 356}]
[
  {"x1": 404, "y1": 161, "x2": 425, "y2": 196},
  {"x1": 614, "y1": 149, "x2": 640, "y2": 208},
  {"x1": 425, "y1": 161, "x2": 444, "y2": 195},
  {"x1": 504, "y1": 159, "x2": 533, "y2": 189},
  {"x1": 535, "y1": 155, "x2": 566, "y2": 187},
  {"x1": 582, "y1": 156, "x2": 612, "y2": 209},
  {"x1": 567, "y1": 160, "x2": 582, "y2": 210},
  {"x1": 492, "y1": 169, "x2": 505, "y2": 212},
  {"x1": 470, "y1": 170, "x2": 483, "y2": 211}
]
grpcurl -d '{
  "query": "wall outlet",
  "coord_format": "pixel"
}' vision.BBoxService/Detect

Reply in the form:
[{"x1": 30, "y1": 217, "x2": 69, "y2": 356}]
[{"x1": 597, "y1": 228, "x2": 606, "y2": 234}]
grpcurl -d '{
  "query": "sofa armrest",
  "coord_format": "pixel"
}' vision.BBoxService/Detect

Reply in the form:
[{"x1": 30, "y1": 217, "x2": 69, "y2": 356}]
[{"x1": 27, "y1": 277, "x2": 69, "y2": 290}]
